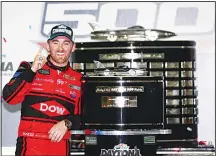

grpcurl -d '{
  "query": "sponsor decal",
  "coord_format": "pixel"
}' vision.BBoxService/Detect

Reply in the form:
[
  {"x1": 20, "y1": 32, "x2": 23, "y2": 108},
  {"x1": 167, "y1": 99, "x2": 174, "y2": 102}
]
[
  {"x1": 38, "y1": 69, "x2": 50, "y2": 75},
  {"x1": 100, "y1": 143, "x2": 141, "y2": 156},
  {"x1": 57, "y1": 79, "x2": 68, "y2": 85},
  {"x1": 57, "y1": 70, "x2": 61, "y2": 75},
  {"x1": 31, "y1": 101, "x2": 70, "y2": 117},
  {"x1": 70, "y1": 91, "x2": 76, "y2": 98},
  {"x1": 22, "y1": 132, "x2": 34, "y2": 137},
  {"x1": 69, "y1": 84, "x2": 81, "y2": 90},
  {"x1": 12, "y1": 72, "x2": 22, "y2": 78},
  {"x1": 63, "y1": 74, "x2": 76, "y2": 80},
  {"x1": 52, "y1": 27, "x2": 72, "y2": 35},
  {"x1": 8, "y1": 79, "x2": 15, "y2": 85},
  {"x1": 22, "y1": 132, "x2": 49, "y2": 139},
  {"x1": 36, "y1": 78, "x2": 54, "y2": 83},
  {"x1": 114, "y1": 144, "x2": 130, "y2": 150},
  {"x1": 55, "y1": 89, "x2": 66, "y2": 94},
  {"x1": 31, "y1": 88, "x2": 43, "y2": 91},
  {"x1": 85, "y1": 136, "x2": 97, "y2": 145},
  {"x1": 32, "y1": 83, "x2": 42, "y2": 86},
  {"x1": 143, "y1": 136, "x2": 155, "y2": 144}
]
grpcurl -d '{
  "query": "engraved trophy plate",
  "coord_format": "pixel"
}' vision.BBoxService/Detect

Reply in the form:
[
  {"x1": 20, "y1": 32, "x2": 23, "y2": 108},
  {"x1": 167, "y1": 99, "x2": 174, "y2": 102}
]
[
  {"x1": 99, "y1": 53, "x2": 165, "y2": 60},
  {"x1": 182, "y1": 117, "x2": 194, "y2": 124},
  {"x1": 116, "y1": 62, "x2": 131, "y2": 68},
  {"x1": 166, "y1": 118, "x2": 180, "y2": 124},
  {"x1": 165, "y1": 62, "x2": 179, "y2": 68},
  {"x1": 122, "y1": 53, "x2": 141, "y2": 59},
  {"x1": 86, "y1": 72, "x2": 95, "y2": 76},
  {"x1": 166, "y1": 108, "x2": 180, "y2": 115},
  {"x1": 182, "y1": 98, "x2": 197, "y2": 106},
  {"x1": 165, "y1": 71, "x2": 179, "y2": 77},
  {"x1": 194, "y1": 61, "x2": 196, "y2": 69},
  {"x1": 99, "y1": 53, "x2": 122, "y2": 60},
  {"x1": 131, "y1": 62, "x2": 147, "y2": 68},
  {"x1": 181, "y1": 61, "x2": 193, "y2": 68},
  {"x1": 166, "y1": 90, "x2": 179, "y2": 96},
  {"x1": 182, "y1": 108, "x2": 195, "y2": 115},
  {"x1": 194, "y1": 98, "x2": 198, "y2": 105},
  {"x1": 181, "y1": 80, "x2": 193, "y2": 87},
  {"x1": 101, "y1": 96, "x2": 137, "y2": 108},
  {"x1": 150, "y1": 71, "x2": 163, "y2": 77},
  {"x1": 86, "y1": 62, "x2": 114, "y2": 69},
  {"x1": 86, "y1": 63, "x2": 96, "y2": 69},
  {"x1": 166, "y1": 99, "x2": 180, "y2": 106},
  {"x1": 181, "y1": 89, "x2": 197, "y2": 96},
  {"x1": 142, "y1": 53, "x2": 164, "y2": 59},
  {"x1": 181, "y1": 71, "x2": 193, "y2": 78},
  {"x1": 96, "y1": 86, "x2": 144, "y2": 93},
  {"x1": 150, "y1": 62, "x2": 164, "y2": 69},
  {"x1": 166, "y1": 81, "x2": 179, "y2": 87},
  {"x1": 85, "y1": 136, "x2": 97, "y2": 145},
  {"x1": 73, "y1": 63, "x2": 84, "y2": 70}
]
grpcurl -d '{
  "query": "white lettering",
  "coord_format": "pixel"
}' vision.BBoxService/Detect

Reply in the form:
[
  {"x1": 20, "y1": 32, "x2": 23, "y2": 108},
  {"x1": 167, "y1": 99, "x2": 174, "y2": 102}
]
[
  {"x1": 32, "y1": 83, "x2": 42, "y2": 86},
  {"x1": 23, "y1": 132, "x2": 34, "y2": 137},
  {"x1": 57, "y1": 79, "x2": 67, "y2": 85},
  {"x1": 40, "y1": 103, "x2": 65, "y2": 115},
  {"x1": 48, "y1": 105, "x2": 56, "y2": 112},
  {"x1": 32, "y1": 88, "x2": 43, "y2": 91},
  {"x1": 40, "y1": 103, "x2": 48, "y2": 111},
  {"x1": 56, "y1": 107, "x2": 65, "y2": 115},
  {"x1": 52, "y1": 28, "x2": 72, "y2": 35},
  {"x1": 36, "y1": 78, "x2": 54, "y2": 83}
]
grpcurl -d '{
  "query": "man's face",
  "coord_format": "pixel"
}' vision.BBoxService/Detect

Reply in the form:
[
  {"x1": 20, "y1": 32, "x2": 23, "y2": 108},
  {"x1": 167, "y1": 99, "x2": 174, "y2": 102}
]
[{"x1": 47, "y1": 36, "x2": 75, "y2": 66}]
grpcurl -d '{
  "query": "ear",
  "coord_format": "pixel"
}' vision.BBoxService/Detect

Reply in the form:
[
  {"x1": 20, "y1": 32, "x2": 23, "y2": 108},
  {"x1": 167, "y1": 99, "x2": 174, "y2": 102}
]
[
  {"x1": 46, "y1": 42, "x2": 50, "y2": 52},
  {"x1": 71, "y1": 43, "x2": 76, "y2": 53}
]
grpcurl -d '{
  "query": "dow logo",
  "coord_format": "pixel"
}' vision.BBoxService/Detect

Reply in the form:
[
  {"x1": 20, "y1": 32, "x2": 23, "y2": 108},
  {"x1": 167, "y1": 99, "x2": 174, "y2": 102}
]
[{"x1": 41, "y1": 2, "x2": 215, "y2": 39}]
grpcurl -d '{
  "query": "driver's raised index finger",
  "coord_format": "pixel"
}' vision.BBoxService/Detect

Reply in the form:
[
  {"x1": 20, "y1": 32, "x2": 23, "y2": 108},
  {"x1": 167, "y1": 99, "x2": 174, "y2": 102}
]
[{"x1": 37, "y1": 47, "x2": 43, "y2": 55}]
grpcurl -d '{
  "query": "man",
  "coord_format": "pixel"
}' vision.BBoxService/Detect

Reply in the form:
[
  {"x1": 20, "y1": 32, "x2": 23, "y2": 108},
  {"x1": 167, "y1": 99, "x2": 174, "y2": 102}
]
[{"x1": 3, "y1": 24, "x2": 83, "y2": 156}]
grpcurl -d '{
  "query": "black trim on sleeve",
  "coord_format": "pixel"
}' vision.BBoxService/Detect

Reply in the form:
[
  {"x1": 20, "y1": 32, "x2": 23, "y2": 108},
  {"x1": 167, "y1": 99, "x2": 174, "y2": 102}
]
[
  {"x1": 65, "y1": 115, "x2": 80, "y2": 130},
  {"x1": 20, "y1": 69, "x2": 36, "y2": 82}
]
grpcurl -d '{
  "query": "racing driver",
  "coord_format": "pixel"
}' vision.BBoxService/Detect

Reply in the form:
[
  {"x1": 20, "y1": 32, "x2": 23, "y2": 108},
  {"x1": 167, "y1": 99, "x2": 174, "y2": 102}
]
[{"x1": 3, "y1": 24, "x2": 83, "y2": 156}]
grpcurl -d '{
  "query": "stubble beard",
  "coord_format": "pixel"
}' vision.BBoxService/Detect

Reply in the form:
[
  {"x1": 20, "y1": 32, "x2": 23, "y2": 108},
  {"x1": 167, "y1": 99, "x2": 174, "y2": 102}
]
[{"x1": 50, "y1": 54, "x2": 70, "y2": 67}]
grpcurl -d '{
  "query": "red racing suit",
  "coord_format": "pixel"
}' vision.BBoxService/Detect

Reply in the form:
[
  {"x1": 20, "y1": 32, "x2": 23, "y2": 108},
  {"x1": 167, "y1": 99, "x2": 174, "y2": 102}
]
[{"x1": 3, "y1": 55, "x2": 83, "y2": 156}]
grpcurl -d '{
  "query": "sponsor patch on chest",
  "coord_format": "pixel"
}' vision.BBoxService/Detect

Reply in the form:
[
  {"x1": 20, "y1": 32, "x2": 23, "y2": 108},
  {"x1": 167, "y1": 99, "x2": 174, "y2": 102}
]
[
  {"x1": 69, "y1": 84, "x2": 81, "y2": 90},
  {"x1": 63, "y1": 74, "x2": 76, "y2": 80},
  {"x1": 38, "y1": 69, "x2": 50, "y2": 75}
]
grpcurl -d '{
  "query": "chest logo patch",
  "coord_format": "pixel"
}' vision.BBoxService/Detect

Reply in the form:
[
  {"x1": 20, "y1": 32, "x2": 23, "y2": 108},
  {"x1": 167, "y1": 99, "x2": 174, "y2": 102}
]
[
  {"x1": 38, "y1": 69, "x2": 50, "y2": 75},
  {"x1": 63, "y1": 74, "x2": 76, "y2": 80},
  {"x1": 31, "y1": 101, "x2": 70, "y2": 117},
  {"x1": 70, "y1": 91, "x2": 76, "y2": 98},
  {"x1": 69, "y1": 84, "x2": 81, "y2": 90}
]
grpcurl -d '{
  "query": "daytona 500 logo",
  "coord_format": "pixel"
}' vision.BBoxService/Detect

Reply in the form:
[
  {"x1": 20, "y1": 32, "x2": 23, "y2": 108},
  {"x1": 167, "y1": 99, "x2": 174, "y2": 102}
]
[
  {"x1": 100, "y1": 144, "x2": 141, "y2": 156},
  {"x1": 41, "y1": 2, "x2": 214, "y2": 38}
]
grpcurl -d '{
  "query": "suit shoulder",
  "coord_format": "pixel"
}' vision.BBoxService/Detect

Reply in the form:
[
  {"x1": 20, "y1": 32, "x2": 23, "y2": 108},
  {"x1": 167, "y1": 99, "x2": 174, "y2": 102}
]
[
  {"x1": 67, "y1": 67, "x2": 83, "y2": 78},
  {"x1": 18, "y1": 61, "x2": 33, "y2": 69}
]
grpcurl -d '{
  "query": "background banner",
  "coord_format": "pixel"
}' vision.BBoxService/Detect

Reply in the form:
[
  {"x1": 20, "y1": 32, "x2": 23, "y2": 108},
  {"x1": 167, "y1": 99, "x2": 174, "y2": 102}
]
[{"x1": 1, "y1": 2, "x2": 215, "y2": 147}]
